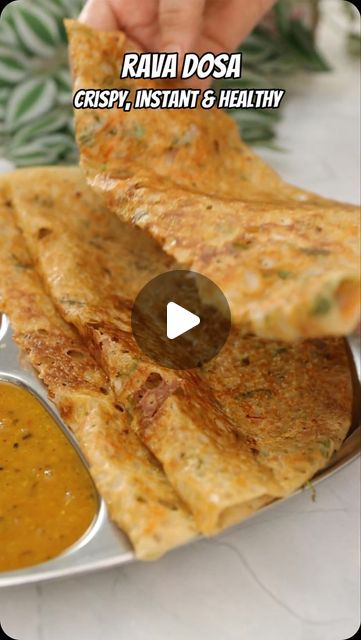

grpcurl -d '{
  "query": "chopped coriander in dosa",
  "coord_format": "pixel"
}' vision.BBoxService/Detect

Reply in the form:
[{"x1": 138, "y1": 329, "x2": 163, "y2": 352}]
[
  {"x1": 5, "y1": 166, "x2": 353, "y2": 542},
  {"x1": 66, "y1": 20, "x2": 360, "y2": 341}
]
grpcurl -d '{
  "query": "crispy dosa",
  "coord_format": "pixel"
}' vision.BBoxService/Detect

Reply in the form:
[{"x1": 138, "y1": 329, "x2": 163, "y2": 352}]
[
  {"x1": 8, "y1": 167, "x2": 353, "y2": 533},
  {"x1": 0, "y1": 180, "x2": 196, "y2": 559},
  {"x1": 65, "y1": 20, "x2": 360, "y2": 341}
]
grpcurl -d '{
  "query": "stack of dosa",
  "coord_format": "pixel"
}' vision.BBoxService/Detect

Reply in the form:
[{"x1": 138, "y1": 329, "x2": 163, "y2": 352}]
[{"x1": 0, "y1": 167, "x2": 353, "y2": 553}]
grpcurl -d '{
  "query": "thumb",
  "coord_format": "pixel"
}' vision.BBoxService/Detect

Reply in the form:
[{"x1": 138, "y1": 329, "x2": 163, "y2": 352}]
[{"x1": 158, "y1": 0, "x2": 206, "y2": 55}]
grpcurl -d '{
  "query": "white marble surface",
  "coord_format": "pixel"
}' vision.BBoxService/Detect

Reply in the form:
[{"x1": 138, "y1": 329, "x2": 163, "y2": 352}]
[{"x1": 0, "y1": 3, "x2": 360, "y2": 640}]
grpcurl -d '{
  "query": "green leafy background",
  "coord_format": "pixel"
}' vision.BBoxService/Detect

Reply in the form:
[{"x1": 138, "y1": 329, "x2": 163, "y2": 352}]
[{"x1": 0, "y1": 0, "x2": 359, "y2": 166}]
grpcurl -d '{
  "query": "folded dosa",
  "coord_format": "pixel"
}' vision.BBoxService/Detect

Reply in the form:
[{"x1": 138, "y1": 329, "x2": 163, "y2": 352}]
[
  {"x1": 65, "y1": 20, "x2": 360, "y2": 341},
  {"x1": 8, "y1": 167, "x2": 353, "y2": 533},
  {"x1": 0, "y1": 180, "x2": 196, "y2": 559}
]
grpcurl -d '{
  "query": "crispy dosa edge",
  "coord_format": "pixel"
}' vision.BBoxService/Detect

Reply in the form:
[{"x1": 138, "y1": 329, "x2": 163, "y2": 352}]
[
  {"x1": 0, "y1": 178, "x2": 197, "y2": 559},
  {"x1": 65, "y1": 20, "x2": 360, "y2": 341}
]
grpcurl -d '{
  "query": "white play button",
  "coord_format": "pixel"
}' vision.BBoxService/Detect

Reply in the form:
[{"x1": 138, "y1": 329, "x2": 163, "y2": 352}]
[
  {"x1": 132, "y1": 270, "x2": 231, "y2": 369},
  {"x1": 166, "y1": 301, "x2": 200, "y2": 340}
]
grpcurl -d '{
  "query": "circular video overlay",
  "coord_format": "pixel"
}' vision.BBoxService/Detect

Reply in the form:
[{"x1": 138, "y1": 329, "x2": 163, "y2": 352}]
[{"x1": 131, "y1": 270, "x2": 231, "y2": 370}]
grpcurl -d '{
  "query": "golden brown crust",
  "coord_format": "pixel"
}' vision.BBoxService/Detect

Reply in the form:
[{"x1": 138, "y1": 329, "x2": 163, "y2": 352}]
[
  {"x1": 201, "y1": 330, "x2": 352, "y2": 494},
  {"x1": 66, "y1": 20, "x2": 360, "y2": 340}
]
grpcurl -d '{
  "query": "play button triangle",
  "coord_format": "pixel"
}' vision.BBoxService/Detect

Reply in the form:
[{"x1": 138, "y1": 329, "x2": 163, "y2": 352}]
[
  {"x1": 132, "y1": 270, "x2": 231, "y2": 369},
  {"x1": 166, "y1": 301, "x2": 200, "y2": 340}
]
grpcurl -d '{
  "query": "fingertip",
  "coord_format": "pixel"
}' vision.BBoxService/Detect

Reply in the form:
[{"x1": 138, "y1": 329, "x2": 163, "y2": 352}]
[{"x1": 79, "y1": 0, "x2": 119, "y2": 31}]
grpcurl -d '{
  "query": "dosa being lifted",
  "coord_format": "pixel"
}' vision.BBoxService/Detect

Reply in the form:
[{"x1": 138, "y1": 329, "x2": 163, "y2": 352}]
[{"x1": 66, "y1": 20, "x2": 360, "y2": 341}]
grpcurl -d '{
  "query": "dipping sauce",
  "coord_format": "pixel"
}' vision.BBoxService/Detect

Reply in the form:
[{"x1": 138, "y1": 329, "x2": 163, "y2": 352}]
[{"x1": 0, "y1": 382, "x2": 97, "y2": 571}]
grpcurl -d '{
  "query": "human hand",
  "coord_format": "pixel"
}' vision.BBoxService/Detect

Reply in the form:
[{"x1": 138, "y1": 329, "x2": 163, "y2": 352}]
[{"x1": 80, "y1": 0, "x2": 275, "y2": 82}]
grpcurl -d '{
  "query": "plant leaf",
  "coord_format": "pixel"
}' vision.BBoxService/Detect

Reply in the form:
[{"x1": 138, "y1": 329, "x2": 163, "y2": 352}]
[
  {"x1": 55, "y1": 67, "x2": 71, "y2": 91},
  {"x1": 287, "y1": 20, "x2": 330, "y2": 71},
  {"x1": 34, "y1": 0, "x2": 66, "y2": 19},
  {"x1": 12, "y1": 3, "x2": 62, "y2": 57},
  {"x1": 0, "y1": 46, "x2": 30, "y2": 84},
  {"x1": 54, "y1": 67, "x2": 72, "y2": 105},
  {"x1": 5, "y1": 77, "x2": 57, "y2": 130},
  {"x1": 34, "y1": 132, "x2": 75, "y2": 160},
  {"x1": 7, "y1": 131, "x2": 76, "y2": 166},
  {"x1": 0, "y1": 21, "x2": 20, "y2": 49},
  {"x1": 274, "y1": 1, "x2": 290, "y2": 35},
  {"x1": 7, "y1": 141, "x2": 59, "y2": 165},
  {"x1": 59, "y1": 0, "x2": 86, "y2": 19},
  {"x1": 0, "y1": 87, "x2": 10, "y2": 104},
  {"x1": 10, "y1": 108, "x2": 71, "y2": 146}
]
